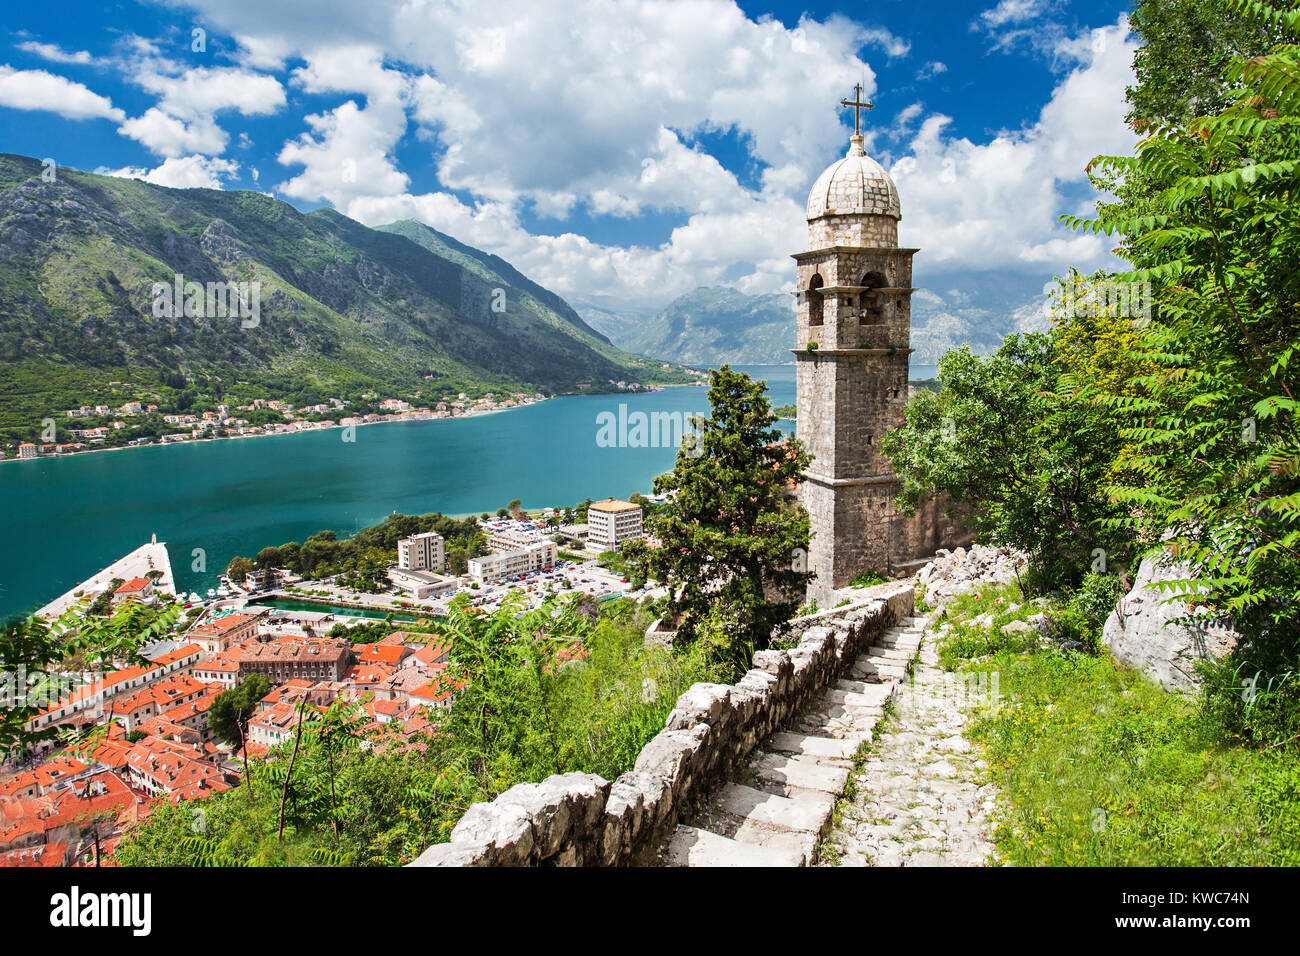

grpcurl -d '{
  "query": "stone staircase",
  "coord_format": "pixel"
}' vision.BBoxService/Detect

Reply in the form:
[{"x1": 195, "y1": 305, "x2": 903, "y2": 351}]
[{"x1": 661, "y1": 614, "x2": 927, "y2": 866}]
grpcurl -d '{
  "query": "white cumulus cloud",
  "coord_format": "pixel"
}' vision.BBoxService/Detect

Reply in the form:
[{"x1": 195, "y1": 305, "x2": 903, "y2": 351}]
[
  {"x1": 76, "y1": 1, "x2": 1138, "y2": 318},
  {"x1": 0, "y1": 65, "x2": 123, "y2": 121},
  {"x1": 15, "y1": 41, "x2": 96, "y2": 66},
  {"x1": 119, "y1": 60, "x2": 286, "y2": 157},
  {"x1": 891, "y1": 17, "x2": 1136, "y2": 277},
  {"x1": 100, "y1": 155, "x2": 241, "y2": 189}
]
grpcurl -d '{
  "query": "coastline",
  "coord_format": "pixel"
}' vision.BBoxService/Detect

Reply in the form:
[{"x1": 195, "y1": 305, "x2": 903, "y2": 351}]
[
  {"x1": 1, "y1": 384, "x2": 700, "y2": 467},
  {"x1": 0, "y1": 378, "x2": 735, "y2": 618},
  {"x1": 0, "y1": 396, "x2": 553, "y2": 466},
  {"x1": 36, "y1": 540, "x2": 176, "y2": 619}
]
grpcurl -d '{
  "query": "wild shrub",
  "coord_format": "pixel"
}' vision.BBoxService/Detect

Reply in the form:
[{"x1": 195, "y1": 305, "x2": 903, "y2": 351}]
[{"x1": 1041, "y1": 572, "x2": 1124, "y2": 652}]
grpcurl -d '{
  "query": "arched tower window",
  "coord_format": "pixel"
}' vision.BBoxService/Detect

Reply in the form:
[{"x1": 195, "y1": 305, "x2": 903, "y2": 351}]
[
  {"x1": 859, "y1": 271, "x2": 886, "y2": 324},
  {"x1": 808, "y1": 273, "x2": 824, "y2": 326}
]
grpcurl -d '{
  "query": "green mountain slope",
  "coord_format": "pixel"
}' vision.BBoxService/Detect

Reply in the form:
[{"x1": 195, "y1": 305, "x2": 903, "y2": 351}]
[
  {"x1": 0, "y1": 154, "x2": 693, "y2": 438},
  {"x1": 620, "y1": 286, "x2": 795, "y2": 365},
  {"x1": 375, "y1": 219, "x2": 611, "y2": 344}
]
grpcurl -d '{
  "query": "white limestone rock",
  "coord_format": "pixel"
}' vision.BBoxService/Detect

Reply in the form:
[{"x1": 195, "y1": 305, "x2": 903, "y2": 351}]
[
  {"x1": 917, "y1": 543, "x2": 1027, "y2": 611},
  {"x1": 1101, "y1": 555, "x2": 1238, "y2": 692}
]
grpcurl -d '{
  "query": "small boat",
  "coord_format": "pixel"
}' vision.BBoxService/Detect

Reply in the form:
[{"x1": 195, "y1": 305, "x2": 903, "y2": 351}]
[
  {"x1": 216, "y1": 587, "x2": 230, "y2": 597},
  {"x1": 207, "y1": 588, "x2": 216, "y2": 599}
]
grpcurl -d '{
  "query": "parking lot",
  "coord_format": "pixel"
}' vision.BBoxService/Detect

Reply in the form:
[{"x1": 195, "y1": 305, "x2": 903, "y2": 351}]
[{"x1": 426, "y1": 556, "x2": 661, "y2": 614}]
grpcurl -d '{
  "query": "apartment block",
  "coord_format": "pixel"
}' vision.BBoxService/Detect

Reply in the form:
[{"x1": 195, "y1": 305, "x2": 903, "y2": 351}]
[
  {"x1": 397, "y1": 532, "x2": 446, "y2": 572},
  {"x1": 587, "y1": 499, "x2": 644, "y2": 551},
  {"x1": 467, "y1": 540, "x2": 558, "y2": 583}
]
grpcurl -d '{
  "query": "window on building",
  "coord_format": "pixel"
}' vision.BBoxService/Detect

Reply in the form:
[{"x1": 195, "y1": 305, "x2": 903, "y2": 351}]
[
  {"x1": 807, "y1": 274, "x2": 824, "y2": 326},
  {"x1": 859, "y1": 272, "x2": 887, "y2": 324}
]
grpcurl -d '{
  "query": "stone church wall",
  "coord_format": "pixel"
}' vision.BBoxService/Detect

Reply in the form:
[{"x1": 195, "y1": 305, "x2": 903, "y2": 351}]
[
  {"x1": 891, "y1": 491, "x2": 974, "y2": 571},
  {"x1": 808, "y1": 215, "x2": 898, "y2": 249}
]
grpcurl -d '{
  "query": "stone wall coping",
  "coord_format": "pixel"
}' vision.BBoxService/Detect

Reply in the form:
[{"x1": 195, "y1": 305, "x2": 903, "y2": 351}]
[
  {"x1": 792, "y1": 348, "x2": 915, "y2": 358},
  {"x1": 794, "y1": 285, "x2": 918, "y2": 296},
  {"x1": 791, "y1": 246, "x2": 921, "y2": 261}
]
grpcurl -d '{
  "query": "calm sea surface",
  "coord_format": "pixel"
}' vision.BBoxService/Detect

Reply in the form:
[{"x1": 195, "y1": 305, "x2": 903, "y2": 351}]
[{"x1": 0, "y1": 362, "x2": 940, "y2": 619}]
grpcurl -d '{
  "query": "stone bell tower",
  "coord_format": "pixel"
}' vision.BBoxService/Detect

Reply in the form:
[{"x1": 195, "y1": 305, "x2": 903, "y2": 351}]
[{"x1": 795, "y1": 88, "x2": 918, "y2": 606}]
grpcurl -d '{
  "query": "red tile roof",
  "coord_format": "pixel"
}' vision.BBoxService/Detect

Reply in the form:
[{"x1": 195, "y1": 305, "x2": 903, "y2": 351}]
[
  {"x1": 190, "y1": 614, "x2": 258, "y2": 637},
  {"x1": 411, "y1": 640, "x2": 453, "y2": 667},
  {"x1": 355, "y1": 643, "x2": 413, "y2": 666},
  {"x1": 0, "y1": 754, "x2": 88, "y2": 796},
  {"x1": 0, "y1": 842, "x2": 69, "y2": 867}
]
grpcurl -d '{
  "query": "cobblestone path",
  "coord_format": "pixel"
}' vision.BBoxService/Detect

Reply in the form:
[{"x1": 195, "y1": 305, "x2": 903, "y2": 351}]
[{"x1": 819, "y1": 625, "x2": 998, "y2": 867}]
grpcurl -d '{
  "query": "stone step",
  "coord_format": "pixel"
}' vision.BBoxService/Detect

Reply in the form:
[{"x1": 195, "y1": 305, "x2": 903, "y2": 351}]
[
  {"x1": 823, "y1": 687, "x2": 895, "y2": 710},
  {"x1": 795, "y1": 711, "x2": 875, "y2": 741},
  {"x1": 860, "y1": 651, "x2": 911, "y2": 669},
  {"x1": 877, "y1": 631, "x2": 924, "y2": 649},
  {"x1": 664, "y1": 825, "x2": 804, "y2": 867},
  {"x1": 732, "y1": 821, "x2": 818, "y2": 865},
  {"x1": 750, "y1": 751, "x2": 851, "y2": 796},
  {"x1": 766, "y1": 731, "x2": 858, "y2": 762},
  {"x1": 802, "y1": 701, "x2": 885, "y2": 729},
  {"x1": 714, "y1": 782, "x2": 836, "y2": 834},
  {"x1": 832, "y1": 679, "x2": 896, "y2": 706},
  {"x1": 864, "y1": 644, "x2": 915, "y2": 661},
  {"x1": 661, "y1": 607, "x2": 931, "y2": 867},
  {"x1": 851, "y1": 658, "x2": 908, "y2": 682}
]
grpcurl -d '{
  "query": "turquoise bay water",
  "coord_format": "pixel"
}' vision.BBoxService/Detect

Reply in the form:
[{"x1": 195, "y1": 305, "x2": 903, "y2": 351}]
[{"x1": 0, "y1": 365, "x2": 799, "y2": 619}]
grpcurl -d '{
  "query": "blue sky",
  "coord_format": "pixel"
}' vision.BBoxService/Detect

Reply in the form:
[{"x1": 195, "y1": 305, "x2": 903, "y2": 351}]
[{"x1": 1, "y1": 0, "x2": 1138, "y2": 319}]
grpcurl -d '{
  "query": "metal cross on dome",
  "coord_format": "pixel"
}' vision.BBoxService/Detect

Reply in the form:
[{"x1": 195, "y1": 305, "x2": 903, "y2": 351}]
[{"x1": 840, "y1": 83, "x2": 874, "y2": 136}]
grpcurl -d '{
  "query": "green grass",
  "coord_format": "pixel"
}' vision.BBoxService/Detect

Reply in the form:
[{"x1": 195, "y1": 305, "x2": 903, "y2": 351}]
[
  {"x1": 966, "y1": 650, "x2": 1300, "y2": 865},
  {"x1": 848, "y1": 569, "x2": 888, "y2": 588},
  {"x1": 935, "y1": 582, "x2": 1300, "y2": 866},
  {"x1": 933, "y1": 582, "x2": 1038, "y2": 670}
]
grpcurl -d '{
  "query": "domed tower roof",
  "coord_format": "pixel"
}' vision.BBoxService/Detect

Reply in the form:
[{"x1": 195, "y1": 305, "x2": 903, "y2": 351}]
[{"x1": 805, "y1": 134, "x2": 901, "y2": 221}]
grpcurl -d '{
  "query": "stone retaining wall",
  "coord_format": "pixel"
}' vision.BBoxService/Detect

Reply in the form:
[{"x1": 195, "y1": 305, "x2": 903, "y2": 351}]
[{"x1": 409, "y1": 583, "x2": 914, "y2": 867}]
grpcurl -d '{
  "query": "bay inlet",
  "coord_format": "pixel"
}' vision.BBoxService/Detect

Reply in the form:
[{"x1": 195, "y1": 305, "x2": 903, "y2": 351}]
[{"x1": 0, "y1": 366, "x2": 802, "y2": 620}]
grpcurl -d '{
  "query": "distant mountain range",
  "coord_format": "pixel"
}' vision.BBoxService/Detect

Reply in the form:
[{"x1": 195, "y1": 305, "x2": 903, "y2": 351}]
[
  {"x1": 583, "y1": 273, "x2": 1047, "y2": 368},
  {"x1": 907, "y1": 269, "x2": 1050, "y2": 364},
  {"x1": 598, "y1": 286, "x2": 796, "y2": 366},
  {"x1": 0, "y1": 154, "x2": 693, "y2": 438}
]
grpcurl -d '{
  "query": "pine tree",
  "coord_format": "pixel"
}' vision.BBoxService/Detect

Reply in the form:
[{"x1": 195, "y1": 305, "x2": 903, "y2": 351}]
[{"x1": 628, "y1": 366, "x2": 811, "y2": 666}]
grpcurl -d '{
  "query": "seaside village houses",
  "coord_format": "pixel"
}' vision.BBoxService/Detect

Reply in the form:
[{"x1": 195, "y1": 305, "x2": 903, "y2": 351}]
[
  {"x1": 1, "y1": 593, "x2": 464, "y2": 864},
  {"x1": 0, "y1": 497, "x2": 660, "y2": 861}
]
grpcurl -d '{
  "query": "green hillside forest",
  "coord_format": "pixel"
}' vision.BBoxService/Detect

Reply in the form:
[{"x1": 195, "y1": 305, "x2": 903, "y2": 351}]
[{"x1": 0, "y1": 154, "x2": 696, "y2": 450}]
